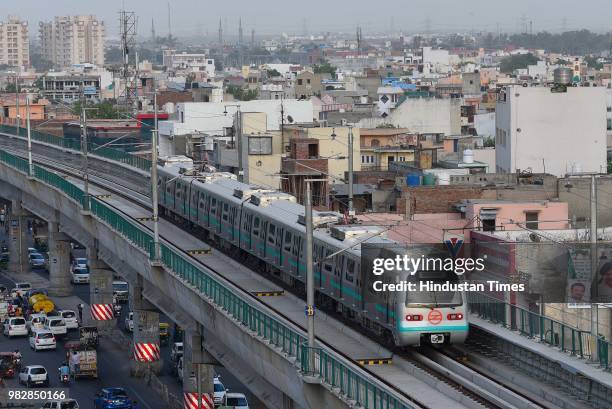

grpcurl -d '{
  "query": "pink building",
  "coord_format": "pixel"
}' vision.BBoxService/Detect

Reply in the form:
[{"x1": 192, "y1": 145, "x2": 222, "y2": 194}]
[{"x1": 457, "y1": 199, "x2": 569, "y2": 232}]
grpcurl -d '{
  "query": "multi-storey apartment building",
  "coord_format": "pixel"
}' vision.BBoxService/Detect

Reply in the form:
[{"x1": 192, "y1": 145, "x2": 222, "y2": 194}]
[
  {"x1": 0, "y1": 16, "x2": 29, "y2": 67},
  {"x1": 39, "y1": 16, "x2": 105, "y2": 68}
]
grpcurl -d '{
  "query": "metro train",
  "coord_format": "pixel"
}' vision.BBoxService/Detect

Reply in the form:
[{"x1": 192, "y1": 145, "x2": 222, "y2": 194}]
[{"x1": 157, "y1": 157, "x2": 468, "y2": 347}]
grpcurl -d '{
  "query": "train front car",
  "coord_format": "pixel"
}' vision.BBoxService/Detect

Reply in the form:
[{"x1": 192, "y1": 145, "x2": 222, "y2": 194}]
[{"x1": 393, "y1": 247, "x2": 469, "y2": 347}]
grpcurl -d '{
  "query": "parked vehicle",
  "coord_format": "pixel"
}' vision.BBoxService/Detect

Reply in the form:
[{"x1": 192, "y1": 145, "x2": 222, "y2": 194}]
[
  {"x1": 29, "y1": 253, "x2": 47, "y2": 269},
  {"x1": 112, "y1": 281, "x2": 129, "y2": 303},
  {"x1": 3, "y1": 317, "x2": 27, "y2": 337},
  {"x1": 19, "y1": 365, "x2": 49, "y2": 387},
  {"x1": 170, "y1": 342, "x2": 183, "y2": 362},
  {"x1": 65, "y1": 341, "x2": 97, "y2": 379},
  {"x1": 10, "y1": 282, "x2": 32, "y2": 298},
  {"x1": 223, "y1": 393, "x2": 249, "y2": 409},
  {"x1": 213, "y1": 376, "x2": 227, "y2": 406},
  {"x1": 60, "y1": 310, "x2": 78, "y2": 330},
  {"x1": 39, "y1": 399, "x2": 79, "y2": 409},
  {"x1": 29, "y1": 329, "x2": 57, "y2": 351},
  {"x1": 93, "y1": 388, "x2": 131, "y2": 409},
  {"x1": 44, "y1": 317, "x2": 67, "y2": 338},
  {"x1": 124, "y1": 312, "x2": 133, "y2": 332},
  {"x1": 70, "y1": 267, "x2": 90, "y2": 284}
]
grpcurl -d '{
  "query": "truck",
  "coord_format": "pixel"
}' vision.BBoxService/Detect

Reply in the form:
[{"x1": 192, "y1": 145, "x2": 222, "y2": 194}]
[
  {"x1": 79, "y1": 326, "x2": 99, "y2": 349},
  {"x1": 64, "y1": 341, "x2": 98, "y2": 379}
]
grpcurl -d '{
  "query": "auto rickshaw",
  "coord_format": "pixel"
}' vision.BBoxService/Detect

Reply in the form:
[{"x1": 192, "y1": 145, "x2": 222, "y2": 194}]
[
  {"x1": 159, "y1": 323, "x2": 170, "y2": 346},
  {"x1": 0, "y1": 352, "x2": 20, "y2": 376}
]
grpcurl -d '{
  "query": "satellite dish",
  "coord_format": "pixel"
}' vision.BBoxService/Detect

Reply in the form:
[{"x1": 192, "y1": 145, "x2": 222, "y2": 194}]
[{"x1": 287, "y1": 115, "x2": 294, "y2": 123}]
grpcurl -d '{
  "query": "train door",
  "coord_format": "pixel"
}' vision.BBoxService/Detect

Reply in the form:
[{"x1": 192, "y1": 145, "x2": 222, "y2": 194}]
[
  {"x1": 252, "y1": 215, "x2": 262, "y2": 256},
  {"x1": 313, "y1": 242, "x2": 324, "y2": 289},
  {"x1": 209, "y1": 196, "x2": 219, "y2": 233},
  {"x1": 322, "y1": 247, "x2": 335, "y2": 296},
  {"x1": 198, "y1": 193, "x2": 207, "y2": 226},
  {"x1": 165, "y1": 179, "x2": 176, "y2": 213},
  {"x1": 220, "y1": 201, "x2": 230, "y2": 240},
  {"x1": 190, "y1": 188, "x2": 198, "y2": 223},
  {"x1": 265, "y1": 222, "x2": 277, "y2": 265},
  {"x1": 290, "y1": 233, "x2": 302, "y2": 277},
  {"x1": 229, "y1": 206, "x2": 238, "y2": 245},
  {"x1": 240, "y1": 211, "x2": 253, "y2": 252},
  {"x1": 334, "y1": 254, "x2": 346, "y2": 302},
  {"x1": 282, "y1": 230, "x2": 292, "y2": 274}
]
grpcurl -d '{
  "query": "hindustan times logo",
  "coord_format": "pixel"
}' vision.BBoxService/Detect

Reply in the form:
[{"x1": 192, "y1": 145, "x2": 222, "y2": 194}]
[{"x1": 372, "y1": 254, "x2": 487, "y2": 276}]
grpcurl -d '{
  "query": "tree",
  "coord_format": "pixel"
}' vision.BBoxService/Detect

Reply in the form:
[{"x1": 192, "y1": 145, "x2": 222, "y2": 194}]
[
  {"x1": 483, "y1": 137, "x2": 495, "y2": 147},
  {"x1": 72, "y1": 100, "x2": 120, "y2": 119},
  {"x1": 226, "y1": 85, "x2": 258, "y2": 101},
  {"x1": 500, "y1": 53, "x2": 539, "y2": 73},
  {"x1": 266, "y1": 69, "x2": 281, "y2": 77},
  {"x1": 313, "y1": 59, "x2": 337, "y2": 78},
  {"x1": 30, "y1": 53, "x2": 54, "y2": 71},
  {"x1": 4, "y1": 83, "x2": 16, "y2": 93}
]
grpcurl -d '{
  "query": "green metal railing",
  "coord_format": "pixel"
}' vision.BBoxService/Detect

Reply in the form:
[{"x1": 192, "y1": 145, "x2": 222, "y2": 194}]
[
  {"x1": 468, "y1": 292, "x2": 612, "y2": 370},
  {"x1": 0, "y1": 124, "x2": 151, "y2": 171},
  {"x1": 0, "y1": 148, "x2": 413, "y2": 408}
]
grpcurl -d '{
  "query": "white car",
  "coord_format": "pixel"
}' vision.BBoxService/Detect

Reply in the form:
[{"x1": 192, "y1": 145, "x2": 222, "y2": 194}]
[
  {"x1": 29, "y1": 253, "x2": 47, "y2": 269},
  {"x1": 170, "y1": 342, "x2": 183, "y2": 362},
  {"x1": 71, "y1": 258, "x2": 88, "y2": 271},
  {"x1": 213, "y1": 377, "x2": 227, "y2": 406},
  {"x1": 59, "y1": 310, "x2": 78, "y2": 329},
  {"x1": 70, "y1": 267, "x2": 90, "y2": 284},
  {"x1": 3, "y1": 317, "x2": 27, "y2": 337},
  {"x1": 19, "y1": 365, "x2": 49, "y2": 387},
  {"x1": 10, "y1": 282, "x2": 32, "y2": 298},
  {"x1": 43, "y1": 317, "x2": 67, "y2": 338},
  {"x1": 124, "y1": 312, "x2": 134, "y2": 332},
  {"x1": 27, "y1": 313, "x2": 47, "y2": 331},
  {"x1": 39, "y1": 399, "x2": 79, "y2": 409},
  {"x1": 224, "y1": 393, "x2": 249, "y2": 409},
  {"x1": 29, "y1": 329, "x2": 57, "y2": 351}
]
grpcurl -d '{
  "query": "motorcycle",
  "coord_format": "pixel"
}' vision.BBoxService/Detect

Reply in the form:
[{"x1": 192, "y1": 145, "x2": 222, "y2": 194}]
[
  {"x1": 58, "y1": 367, "x2": 70, "y2": 385},
  {"x1": 113, "y1": 303, "x2": 122, "y2": 317}
]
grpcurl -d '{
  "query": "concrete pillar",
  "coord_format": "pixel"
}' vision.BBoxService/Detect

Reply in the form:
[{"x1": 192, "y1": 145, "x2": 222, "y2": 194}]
[
  {"x1": 182, "y1": 330, "x2": 215, "y2": 408},
  {"x1": 88, "y1": 245, "x2": 116, "y2": 333},
  {"x1": 130, "y1": 276, "x2": 163, "y2": 376},
  {"x1": 7, "y1": 200, "x2": 28, "y2": 274},
  {"x1": 47, "y1": 221, "x2": 71, "y2": 297}
]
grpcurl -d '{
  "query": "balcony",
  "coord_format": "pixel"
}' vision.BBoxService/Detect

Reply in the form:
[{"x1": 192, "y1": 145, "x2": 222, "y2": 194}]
[{"x1": 281, "y1": 157, "x2": 328, "y2": 175}]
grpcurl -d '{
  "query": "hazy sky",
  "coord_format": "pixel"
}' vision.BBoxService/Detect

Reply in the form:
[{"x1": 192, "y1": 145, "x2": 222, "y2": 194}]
[{"x1": 8, "y1": 0, "x2": 612, "y2": 37}]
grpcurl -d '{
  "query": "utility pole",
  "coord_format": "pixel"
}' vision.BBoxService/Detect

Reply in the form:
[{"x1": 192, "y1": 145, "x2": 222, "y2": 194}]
[
  {"x1": 80, "y1": 77, "x2": 90, "y2": 211},
  {"x1": 225, "y1": 105, "x2": 243, "y2": 181},
  {"x1": 305, "y1": 179, "x2": 315, "y2": 370},
  {"x1": 15, "y1": 69, "x2": 20, "y2": 136},
  {"x1": 151, "y1": 88, "x2": 160, "y2": 261},
  {"x1": 25, "y1": 95, "x2": 32, "y2": 176},
  {"x1": 347, "y1": 124, "x2": 354, "y2": 216},
  {"x1": 590, "y1": 174, "x2": 599, "y2": 361}
]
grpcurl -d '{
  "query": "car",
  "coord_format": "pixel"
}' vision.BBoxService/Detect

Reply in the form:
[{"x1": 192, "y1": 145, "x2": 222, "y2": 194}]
[
  {"x1": 29, "y1": 253, "x2": 47, "y2": 269},
  {"x1": 19, "y1": 365, "x2": 49, "y2": 387},
  {"x1": 112, "y1": 281, "x2": 129, "y2": 303},
  {"x1": 29, "y1": 329, "x2": 57, "y2": 351},
  {"x1": 170, "y1": 342, "x2": 183, "y2": 362},
  {"x1": 70, "y1": 267, "x2": 90, "y2": 284},
  {"x1": 43, "y1": 317, "x2": 67, "y2": 338},
  {"x1": 71, "y1": 258, "x2": 88, "y2": 271},
  {"x1": 224, "y1": 393, "x2": 249, "y2": 409},
  {"x1": 3, "y1": 317, "x2": 27, "y2": 337},
  {"x1": 27, "y1": 313, "x2": 47, "y2": 331},
  {"x1": 27, "y1": 247, "x2": 38, "y2": 256},
  {"x1": 93, "y1": 388, "x2": 132, "y2": 409},
  {"x1": 213, "y1": 376, "x2": 227, "y2": 406},
  {"x1": 70, "y1": 242, "x2": 85, "y2": 250},
  {"x1": 10, "y1": 282, "x2": 32, "y2": 298},
  {"x1": 124, "y1": 312, "x2": 133, "y2": 332},
  {"x1": 39, "y1": 399, "x2": 80, "y2": 409},
  {"x1": 59, "y1": 310, "x2": 78, "y2": 329}
]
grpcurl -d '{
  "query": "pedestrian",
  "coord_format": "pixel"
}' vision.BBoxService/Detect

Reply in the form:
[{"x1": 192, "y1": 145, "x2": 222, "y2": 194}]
[{"x1": 77, "y1": 303, "x2": 83, "y2": 323}]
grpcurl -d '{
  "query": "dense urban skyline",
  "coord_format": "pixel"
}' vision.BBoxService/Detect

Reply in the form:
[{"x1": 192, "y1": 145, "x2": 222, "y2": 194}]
[{"x1": 8, "y1": 0, "x2": 612, "y2": 37}]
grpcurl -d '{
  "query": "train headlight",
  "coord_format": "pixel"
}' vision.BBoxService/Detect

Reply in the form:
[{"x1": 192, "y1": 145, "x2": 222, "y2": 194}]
[
  {"x1": 405, "y1": 314, "x2": 423, "y2": 321},
  {"x1": 447, "y1": 313, "x2": 464, "y2": 320}
]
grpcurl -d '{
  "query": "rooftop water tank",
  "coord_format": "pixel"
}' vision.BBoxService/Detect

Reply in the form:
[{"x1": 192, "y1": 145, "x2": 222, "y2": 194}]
[
  {"x1": 423, "y1": 173, "x2": 436, "y2": 186},
  {"x1": 406, "y1": 174, "x2": 421, "y2": 186},
  {"x1": 437, "y1": 172, "x2": 450, "y2": 185},
  {"x1": 554, "y1": 67, "x2": 572, "y2": 85},
  {"x1": 462, "y1": 149, "x2": 474, "y2": 164}
]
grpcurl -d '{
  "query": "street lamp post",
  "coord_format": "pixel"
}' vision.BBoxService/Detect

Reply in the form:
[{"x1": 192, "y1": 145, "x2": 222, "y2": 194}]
[{"x1": 80, "y1": 76, "x2": 90, "y2": 211}]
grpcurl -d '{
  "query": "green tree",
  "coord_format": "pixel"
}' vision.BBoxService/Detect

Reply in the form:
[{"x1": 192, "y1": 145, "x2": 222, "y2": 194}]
[
  {"x1": 30, "y1": 53, "x2": 54, "y2": 71},
  {"x1": 4, "y1": 83, "x2": 16, "y2": 93},
  {"x1": 313, "y1": 59, "x2": 337, "y2": 78},
  {"x1": 500, "y1": 53, "x2": 539, "y2": 73},
  {"x1": 226, "y1": 85, "x2": 258, "y2": 101},
  {"x1": 72, "y1": 100, "x2": 120, "y2": 119},
  {"x1": 266, "y1": 69, "x2": 281, "y2": 77}
]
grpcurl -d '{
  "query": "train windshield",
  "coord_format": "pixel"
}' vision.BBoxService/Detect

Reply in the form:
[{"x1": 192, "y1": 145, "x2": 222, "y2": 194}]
[{"x1": 405, "y1": 271, "x2": 463, "y2": 307}]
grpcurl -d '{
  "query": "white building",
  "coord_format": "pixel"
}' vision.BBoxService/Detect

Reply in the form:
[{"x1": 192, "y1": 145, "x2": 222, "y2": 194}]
[
  {"x1": 39, "y1": 16, "x2": 105, "y2": 69},
  {"x1": 422, "y1": 47, "x2": 450, "y2": 73},
  {"x1": 0, "y1": 16, "x2": 29, "y2": 68},
  {"x1": 162, "y1": 50, "x2": 215, "y2": 76},
  {"x1": 158, "y1": 99, "x2": 314, "y2": 156},
  {"x1": 495, "y1": 85, "x2": 607, "y2": 176}
]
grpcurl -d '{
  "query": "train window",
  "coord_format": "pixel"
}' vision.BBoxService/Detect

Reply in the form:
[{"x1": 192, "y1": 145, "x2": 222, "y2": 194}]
[
  {"x1": 268, "y1": 224, "x2": 276, "y2": 244},
  {"x1": 210, "y1": 198, "x2": 216, "y2": 215},
  {"x1": 345, "y1": 259, "x2": 355, "y2": 283},
  {"x1": 157, "y1": 177, "x2": 162, "y2": 186},
  {"x1": 283, "y1": 231, "x2": 292, "y2": 252},
  {"x1": 292, "y1": 235, "x2": 300, "y2": 257},
  {"x1": 334, "y1": 255, "x2": 345, "y2": 278},
  {"x1": 199, "y1": 200, "x2": 205, "y2": 209},
  {"x1": 243, "y1": 213, "x2": 250, "y2": 231},
  {"x1": 323, "y1": 249, "x2": 333, "y2": 273},
  {"x1": 222, "y1": 203, "x2": 229, "y2": 221},
  {"x1": 253, "y1": 217, "x2": 260, "y2": 237}
]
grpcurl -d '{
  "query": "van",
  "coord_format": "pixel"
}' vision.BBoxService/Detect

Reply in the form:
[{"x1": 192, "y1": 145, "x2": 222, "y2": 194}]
[{"x1": 44, "y1": 317, "x2": 67, "y2": 338}]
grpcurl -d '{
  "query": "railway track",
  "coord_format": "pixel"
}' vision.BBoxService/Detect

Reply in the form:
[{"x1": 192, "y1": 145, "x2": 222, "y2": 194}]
[{"x1": 0, "y1": 141, "x2": 550, "y2": 409}]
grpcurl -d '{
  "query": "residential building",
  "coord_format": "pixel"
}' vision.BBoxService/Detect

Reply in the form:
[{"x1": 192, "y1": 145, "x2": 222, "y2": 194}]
[
  {"x1": 295, "y1": 71, "x2": 324, "y2": 99},
  {"x1": 40, "y1": 72, "x2": 101, "y2": 103},
  {"x1": 0, "y1": 17, "x2": 29, "y2": 67},
  {"x1": 162, "y1": 50, "x2": 215, "y2": 76},
  {"x1": 39, "y1": 16, "x2": 105, "y2": 68},
  {"x1": 495, "y1": 85, "x2": 607, "y2": 176}
]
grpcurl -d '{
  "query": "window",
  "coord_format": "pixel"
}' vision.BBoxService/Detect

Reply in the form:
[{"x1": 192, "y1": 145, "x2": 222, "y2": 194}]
[
  {"x1": 482, "y1": 219, "x2": 496, "y2": 231},
  {"x1": 297, "y1": 79, "x2": 303, "y2": 85},
  {"x1": 323, "y1": 249, "x2": 333, "y2": 273},
  {"x1": 525, "y1": 212, "x2": 539, "y2": 230},
  {"x1": 306, "y1": 79, "x2": 311, "y2": 84},
  {"x1": 607, "y1": 107, "x2": 611, "y2": 112},
  {"x1": 248, "y1": 137, "x2": 272, "y2": 155},
  {"x1": 210, "y1": 198, "x2": 217, "y2": 215},
  {"x1": 222, "y1": 203, "x2": 229, "y2": 221},
  {"x1": 253, "y1": 217, "x2": 260, "y2": 237},
  {"x1": 284, "y1": 231, "x2": 292, "y2": 251},
  {"x1": 345, "y1": 259, "x2": 355, "y2": 283},
  {"x1": 608, "y1": 119, "x2": 612, "y2": 131},
  {"x1": 370, "y1": 139, "x2": 380, "y2": 147},
  {"x1": 268, "y1": 224, "x2": 276, "y2": 244},
  {"x1": 334, "y1": 255, "x2": 345, "y2": 278}
]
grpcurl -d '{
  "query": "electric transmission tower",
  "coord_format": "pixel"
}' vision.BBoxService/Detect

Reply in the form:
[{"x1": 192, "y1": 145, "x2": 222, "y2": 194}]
[{"x1": 119, "y1": 10, "x2": 138, "y2": 115}]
